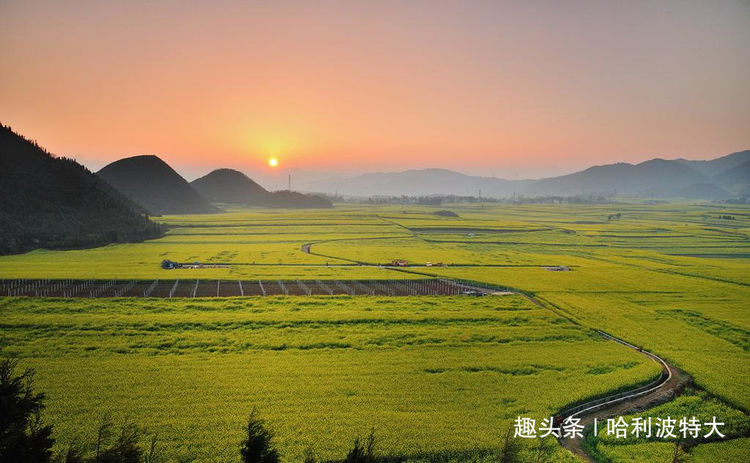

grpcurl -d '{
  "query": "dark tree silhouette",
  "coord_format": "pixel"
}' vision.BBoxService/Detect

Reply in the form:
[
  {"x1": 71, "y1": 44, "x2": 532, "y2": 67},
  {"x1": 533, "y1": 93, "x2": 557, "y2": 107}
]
[
  {"x1": 0, "y1": 358, "x2": 54, "y2": 463},
  {"x1": 669, "y1": 441, "x2": 691, "y2": 463},
  {"x1": 58, "y1": 417, "x2": 159, "y2": 463},
  {"x1": 240, "y1": 409, "x2": 279, "y2": 463},
  {"x1": 302, "y1": 445, "x2": 317, "y2": 463},
  {"x1": 497, "y1": 424, "x2": 522, "y2": 463},
  {"x1": 531, "y1": 437, "x2": 555, "y2": 463},
  {"x1": 343, "y1": 430, "x2": 376, "y2": 463}
]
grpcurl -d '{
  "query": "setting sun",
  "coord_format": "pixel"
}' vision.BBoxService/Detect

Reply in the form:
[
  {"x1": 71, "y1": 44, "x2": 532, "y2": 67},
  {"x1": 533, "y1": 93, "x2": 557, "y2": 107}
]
[{"x1": 268, "y1": 157, "x2": 278, "y2": 167}]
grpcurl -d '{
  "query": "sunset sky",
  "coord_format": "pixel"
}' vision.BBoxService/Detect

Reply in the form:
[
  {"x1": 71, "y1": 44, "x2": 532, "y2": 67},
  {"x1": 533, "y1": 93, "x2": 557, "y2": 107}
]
[{"x1": 1, "y1": 0, "x2": 749, "y2": 180}]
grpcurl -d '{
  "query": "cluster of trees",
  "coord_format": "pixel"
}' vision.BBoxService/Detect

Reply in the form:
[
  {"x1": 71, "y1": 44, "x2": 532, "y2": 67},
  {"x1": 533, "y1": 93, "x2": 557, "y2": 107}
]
[
  {"x1": 1, "y1": 358, "x2": 159, "y2": 463},
  {"x1": 357, "y1": 196, "x2": 445, "y2": 205},
  {"x1": 256, "y1": 191, "x2": 333, "y2": 209},
  {"x1": 504, "y1": 195, "x2": 611, "y2": 205},
  {"x1": 353, "y1": 195, "x2": 489, "y2": 205},
  {"x1": 0, "y1": 359, "x2": 160, "y2": 463},
  {"x1": 336, "y1": 194, "x2": 612, "y2": 206}
]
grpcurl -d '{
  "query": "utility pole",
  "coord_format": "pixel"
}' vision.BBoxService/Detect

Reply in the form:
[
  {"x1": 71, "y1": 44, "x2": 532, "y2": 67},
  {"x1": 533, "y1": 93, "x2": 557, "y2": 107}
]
[{"x1": 288, "y1": 173, "x2": 291, "y2": 191}]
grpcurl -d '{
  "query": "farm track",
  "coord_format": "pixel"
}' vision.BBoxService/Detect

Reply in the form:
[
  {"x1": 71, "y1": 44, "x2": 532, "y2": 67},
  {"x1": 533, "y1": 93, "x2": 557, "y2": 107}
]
[
  {"x1": 300, "y1": 236, "x2": 575, "y2": 268},
  {"x1": 299, "y1": 233, "x2": 413, "y2": 264},
  {"x1": 522, "y1": 294, "x2": 691, "y2": 462},
  {"x1": 557, "y1": 332, "x2": 690, "y2": 461}
]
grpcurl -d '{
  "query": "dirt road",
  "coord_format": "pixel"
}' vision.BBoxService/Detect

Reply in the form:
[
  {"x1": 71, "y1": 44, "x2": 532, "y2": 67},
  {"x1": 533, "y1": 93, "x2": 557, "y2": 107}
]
[{"x1": 559, "y1": 332, "x2": 691, "y2": 461}]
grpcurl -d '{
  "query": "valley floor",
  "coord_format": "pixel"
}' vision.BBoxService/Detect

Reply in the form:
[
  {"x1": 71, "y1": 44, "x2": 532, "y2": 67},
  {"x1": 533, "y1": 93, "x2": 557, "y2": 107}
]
[{"x1": 1, "y1": 202, "x2": 748, "y2": 462}]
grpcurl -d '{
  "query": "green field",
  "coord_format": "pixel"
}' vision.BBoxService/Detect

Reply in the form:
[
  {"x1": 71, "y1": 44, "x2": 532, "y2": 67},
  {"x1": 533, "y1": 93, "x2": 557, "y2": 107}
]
[
  {"x1": 1, "y1": 202, "x2": 748, "y2": 462},
  {"x1": 1, "y1": 295, "x2": 655, "y2": 462}
]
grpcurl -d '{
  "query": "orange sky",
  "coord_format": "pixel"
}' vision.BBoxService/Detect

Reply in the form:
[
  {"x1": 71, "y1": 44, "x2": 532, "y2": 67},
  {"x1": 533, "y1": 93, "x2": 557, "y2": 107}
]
[{"x1": 1, "y1": 0, "x2": 749, "y2": 180}]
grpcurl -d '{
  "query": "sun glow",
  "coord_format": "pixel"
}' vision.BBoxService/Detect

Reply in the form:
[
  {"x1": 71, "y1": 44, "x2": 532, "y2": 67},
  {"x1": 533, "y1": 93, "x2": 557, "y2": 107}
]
[{"x1": 268, "y1": 157, "x2": 278, "y2": 167}]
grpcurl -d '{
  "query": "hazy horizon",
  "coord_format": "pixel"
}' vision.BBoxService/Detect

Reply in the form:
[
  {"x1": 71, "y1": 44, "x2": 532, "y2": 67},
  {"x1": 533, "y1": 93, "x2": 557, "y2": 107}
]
[
  {"x1": 2, "y1": 0, "x2": 749, "y2": 180},
  {"x1": 77, "y1": 143, "x2": 750, "y2": 182},
  {"x1": 3, "y1": 120, "x2": 748, "y2": 187}
]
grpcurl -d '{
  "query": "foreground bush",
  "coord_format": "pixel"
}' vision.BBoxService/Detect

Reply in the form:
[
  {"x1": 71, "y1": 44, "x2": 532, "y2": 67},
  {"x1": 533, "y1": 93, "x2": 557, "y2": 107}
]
[
  {"x1": 240, "y1": 409, "x2": 280, "y2": 463},
  {"x1": 344, "y1": 431, "x2": 376, "y2": 463},
  {"x1": 0, "y1": 357, "x2": 54, "y2": 463},
  {"x1": 58, "y1": 417, "x2": 159, "y2": 463}
]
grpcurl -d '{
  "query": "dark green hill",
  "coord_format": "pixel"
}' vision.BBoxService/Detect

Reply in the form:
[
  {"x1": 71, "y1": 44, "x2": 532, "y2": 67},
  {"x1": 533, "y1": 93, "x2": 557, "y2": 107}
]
[
  {"x1": 528, "y1": 159, "x2": 708, "y2": 196},
  {"x1": 191, "y1": 168, "x2": 268, "y2": 203},
  {"x1": 97, "y1": 155, "x2": 220, "y2": 215},
  {"x1": 191, "y1": 168, "x2": 333, "y2": 208},
  {"x1": 0, "y1": 124, "x2": 163, "y2": 255}
]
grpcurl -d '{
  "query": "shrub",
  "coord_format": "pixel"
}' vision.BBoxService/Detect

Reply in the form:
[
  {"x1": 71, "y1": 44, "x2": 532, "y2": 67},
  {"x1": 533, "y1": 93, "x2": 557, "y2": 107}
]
[
  {"x1": 240, "y1": 409, "x2": 279, "y2": 463},
  {"x1": 302, "y1": 446, "x2": 317, "y2": 463},
  {"x1": 0, "y1": 357, "x2": 55, "y2": 463},
  {"x1": 496, "y1": 424, "x2": 522, "y2": 463},
  {"x1": 58, "y1": 417, "x2": 159, "y2": 463},
  {"x1": 344, "y1": 430, "x2": 376, "y2": 463},
  {"x1": 670, "y1": 441, "x2": 690, "y2": 463}
]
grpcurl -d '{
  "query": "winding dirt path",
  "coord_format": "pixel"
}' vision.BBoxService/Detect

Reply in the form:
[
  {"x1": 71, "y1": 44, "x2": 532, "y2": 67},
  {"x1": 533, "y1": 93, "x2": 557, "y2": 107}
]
[
  {"x1": 558, "y1": 332, "x2": 691, "y2": 461},
  {"x1": 518, "y1": 296, "x2": 692, "y2": 461}
]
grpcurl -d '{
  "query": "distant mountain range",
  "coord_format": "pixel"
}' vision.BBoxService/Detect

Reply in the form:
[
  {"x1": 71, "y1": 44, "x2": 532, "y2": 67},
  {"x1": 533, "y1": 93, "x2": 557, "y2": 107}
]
[
  {"x1": 0, "y1": 125, "x2": 162, "y2": 255},
  {"x1": 295, "y1": 150, "x2": 750, "y2": 199},
  {"x1": 297, "y1": 168, "x2": 529, "y2": 198}
]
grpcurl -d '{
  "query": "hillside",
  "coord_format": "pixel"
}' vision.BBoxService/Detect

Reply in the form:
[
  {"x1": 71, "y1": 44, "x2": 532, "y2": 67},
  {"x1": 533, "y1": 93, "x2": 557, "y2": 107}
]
[
  {"x1": 298, "y1": 161, "x2": 709, "y2": 198},
  {"x1": 191, "y1": 168, "x2": 333, "y2": 208},
  {"x1": 677, "y1": 150, "x2": 750, "y2": 177},
  {"x1": 0, "y1": 124, "x2": 163, "y2": 255},
  {"x1": 191, "y1": 168, "x2": 268, "y2": 203},
  {"x1": 302, "y1": 168, "x2": 528, "y2": 197},
  {"x1": 97, "y1": 155, "x2": 220, "y2": 215},
  {"x1": 713, "y1": 159, "x2": 750, "y2": 188},
  {"x1": 300, "y1": 153, "x2": 750, "y2": 199},
  {"x1": 527, "y1": 159, "x2": 709, "y2": 196}
]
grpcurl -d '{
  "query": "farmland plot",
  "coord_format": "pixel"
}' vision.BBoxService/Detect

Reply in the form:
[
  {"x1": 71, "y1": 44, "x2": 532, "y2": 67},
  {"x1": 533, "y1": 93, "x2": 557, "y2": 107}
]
[
  {"x1": 1, "y1": 202, "x2": 748, "y2": 462},
  {"x1": 1, "y1": 296, "x2": 659, "y2": 462}
]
